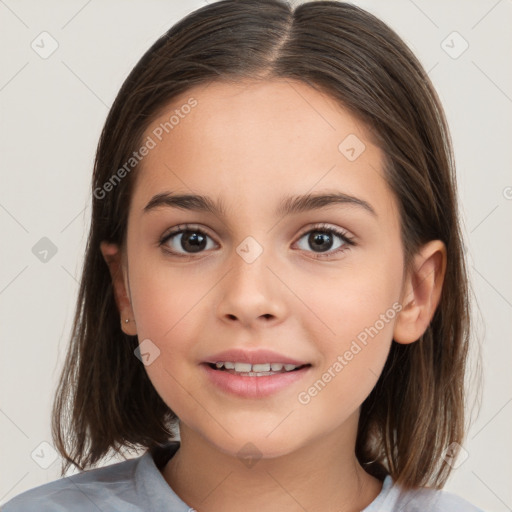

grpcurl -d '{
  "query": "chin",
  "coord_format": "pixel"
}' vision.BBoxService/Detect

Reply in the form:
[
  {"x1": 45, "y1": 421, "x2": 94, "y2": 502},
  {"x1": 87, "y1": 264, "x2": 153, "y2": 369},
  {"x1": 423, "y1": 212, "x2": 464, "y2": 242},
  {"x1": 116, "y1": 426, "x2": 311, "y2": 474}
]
[{"x1": 205, "y1": 429, "x2": 305, "y2": 462}]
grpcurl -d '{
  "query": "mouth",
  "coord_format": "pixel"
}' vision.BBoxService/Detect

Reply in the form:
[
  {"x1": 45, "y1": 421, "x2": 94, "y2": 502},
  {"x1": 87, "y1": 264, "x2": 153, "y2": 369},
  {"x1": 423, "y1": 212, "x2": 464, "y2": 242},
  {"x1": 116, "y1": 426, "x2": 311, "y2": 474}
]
[
  {"x1": 205, "y1": 361, "x2": 312, "y2": 377},
  {"x1": 201, "y1": 361, "x2": 313, "y2": 399}
]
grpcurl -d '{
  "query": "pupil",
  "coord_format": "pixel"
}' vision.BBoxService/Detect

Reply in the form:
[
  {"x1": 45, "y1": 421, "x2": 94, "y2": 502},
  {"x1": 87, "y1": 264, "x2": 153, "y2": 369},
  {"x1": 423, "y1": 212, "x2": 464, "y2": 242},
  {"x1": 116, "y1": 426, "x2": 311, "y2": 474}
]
[
  {"x1": 182, "y1": 231, "x2": 207, "y2": 253},
  {"x1": 309, "y1": 231, "x2": 332, "y2": 252}
]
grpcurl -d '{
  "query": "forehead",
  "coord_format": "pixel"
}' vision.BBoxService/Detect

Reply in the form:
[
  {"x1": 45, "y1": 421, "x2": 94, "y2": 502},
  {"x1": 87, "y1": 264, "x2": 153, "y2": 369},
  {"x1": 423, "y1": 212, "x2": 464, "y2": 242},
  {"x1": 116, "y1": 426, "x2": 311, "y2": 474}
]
[{"x1": 131, "y1": 79, "x2": 396, "y2": 221}]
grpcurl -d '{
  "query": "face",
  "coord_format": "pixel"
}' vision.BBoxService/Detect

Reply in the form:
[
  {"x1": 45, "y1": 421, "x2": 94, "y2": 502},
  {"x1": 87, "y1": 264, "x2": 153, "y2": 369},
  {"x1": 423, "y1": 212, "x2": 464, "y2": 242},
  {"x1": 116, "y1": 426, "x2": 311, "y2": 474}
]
[{"x1": 119, "y1": 79, "x2": 406, "y2": 458}]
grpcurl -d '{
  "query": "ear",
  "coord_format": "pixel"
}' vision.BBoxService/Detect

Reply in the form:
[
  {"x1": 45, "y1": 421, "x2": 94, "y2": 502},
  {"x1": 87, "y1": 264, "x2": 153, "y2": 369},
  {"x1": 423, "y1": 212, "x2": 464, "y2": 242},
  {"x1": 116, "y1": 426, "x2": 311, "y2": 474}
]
[
  {"x1": 99, "y1": 241, "x2": 137, "y2": 336},
  {"x1": 393, "y1": 240, "x2": 447, "y2": 345}
]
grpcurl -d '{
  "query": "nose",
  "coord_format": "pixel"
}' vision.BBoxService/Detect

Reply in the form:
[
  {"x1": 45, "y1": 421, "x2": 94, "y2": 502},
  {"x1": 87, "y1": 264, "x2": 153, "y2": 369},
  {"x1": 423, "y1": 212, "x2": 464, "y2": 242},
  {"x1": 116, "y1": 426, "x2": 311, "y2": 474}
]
[{"x1": 216, "y1": 243, "x2": 286, "y2": 328}]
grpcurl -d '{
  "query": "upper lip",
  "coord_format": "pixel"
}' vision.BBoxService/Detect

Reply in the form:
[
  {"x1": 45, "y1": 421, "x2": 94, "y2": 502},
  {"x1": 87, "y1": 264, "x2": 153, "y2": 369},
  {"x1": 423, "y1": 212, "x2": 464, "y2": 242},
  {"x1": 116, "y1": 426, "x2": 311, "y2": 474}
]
[{"x1": 203, "y1": 348, "x2": 309, "y2": 366}]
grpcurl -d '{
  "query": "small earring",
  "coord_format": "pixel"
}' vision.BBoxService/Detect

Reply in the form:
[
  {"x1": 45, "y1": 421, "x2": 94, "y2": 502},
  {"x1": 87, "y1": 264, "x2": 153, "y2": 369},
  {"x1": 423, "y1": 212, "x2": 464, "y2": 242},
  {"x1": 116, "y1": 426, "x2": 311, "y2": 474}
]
[{"x1": 124, "y1": 318, "x2": 130, "y2": 323}]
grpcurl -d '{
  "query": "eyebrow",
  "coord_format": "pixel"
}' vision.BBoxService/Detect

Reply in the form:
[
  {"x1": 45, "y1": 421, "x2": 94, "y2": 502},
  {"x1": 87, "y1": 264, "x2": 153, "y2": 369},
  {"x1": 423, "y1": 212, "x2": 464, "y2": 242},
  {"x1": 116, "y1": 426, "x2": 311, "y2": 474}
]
[{"x1": 143, "y1": 190, "x2": 376, "y2": 217}]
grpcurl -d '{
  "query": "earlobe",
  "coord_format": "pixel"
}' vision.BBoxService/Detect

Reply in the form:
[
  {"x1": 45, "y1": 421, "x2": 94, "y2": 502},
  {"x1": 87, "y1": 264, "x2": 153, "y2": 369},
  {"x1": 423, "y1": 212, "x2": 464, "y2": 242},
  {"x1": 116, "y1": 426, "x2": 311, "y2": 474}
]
[
  {"x1": 99, "y1": 241, "x2": 137, "y2": 336},
  {"x1": 393, "y1": 240, "x2": 447, "y2": 345}
]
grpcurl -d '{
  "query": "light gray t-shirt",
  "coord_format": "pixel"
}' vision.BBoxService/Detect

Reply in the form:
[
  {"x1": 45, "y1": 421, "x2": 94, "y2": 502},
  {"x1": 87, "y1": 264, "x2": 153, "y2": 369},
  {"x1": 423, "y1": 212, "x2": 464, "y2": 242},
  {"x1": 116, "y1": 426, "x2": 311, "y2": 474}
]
[{"x1": 1, "y1": 442, "x2": 485, "y2": 511}]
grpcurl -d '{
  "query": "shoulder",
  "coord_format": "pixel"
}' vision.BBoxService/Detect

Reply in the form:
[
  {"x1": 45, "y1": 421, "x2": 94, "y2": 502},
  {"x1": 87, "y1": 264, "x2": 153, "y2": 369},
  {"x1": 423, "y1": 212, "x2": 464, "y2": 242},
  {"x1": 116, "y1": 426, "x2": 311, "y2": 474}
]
[
  {"x1": 364, "y1": 476, "x2": 486, "y2": 512},
  {"x1": 1, "y1": 455, "x2": 143, "y2": 512},
  {"x1": 396, "y1": 487, "x2": 485, "y2": 512}
]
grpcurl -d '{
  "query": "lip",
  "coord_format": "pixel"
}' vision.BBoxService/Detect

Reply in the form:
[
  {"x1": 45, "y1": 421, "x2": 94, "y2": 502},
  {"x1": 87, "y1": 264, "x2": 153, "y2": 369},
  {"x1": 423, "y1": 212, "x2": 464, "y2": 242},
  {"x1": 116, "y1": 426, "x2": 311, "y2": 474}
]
[
  {"x1": 203, "y1": 348, "x2": 309, "y2": 366},
  {"x1": 201, "y1": 362, "x2": 312, "y2": 399}
]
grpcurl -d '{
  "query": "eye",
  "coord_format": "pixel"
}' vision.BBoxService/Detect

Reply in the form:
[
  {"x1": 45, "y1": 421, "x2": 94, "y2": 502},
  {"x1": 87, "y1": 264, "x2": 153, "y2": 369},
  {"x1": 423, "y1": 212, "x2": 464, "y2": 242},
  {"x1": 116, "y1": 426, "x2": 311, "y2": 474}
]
[
  {"x1": 294, "y1": 223, "x2": 355, "y2": 259},
  {"x1": 159, "y1": 224, "x2": 217, "y2": 257},
  {"x1": 159, "y1": 222, "x2": 355, "y2": 260}
]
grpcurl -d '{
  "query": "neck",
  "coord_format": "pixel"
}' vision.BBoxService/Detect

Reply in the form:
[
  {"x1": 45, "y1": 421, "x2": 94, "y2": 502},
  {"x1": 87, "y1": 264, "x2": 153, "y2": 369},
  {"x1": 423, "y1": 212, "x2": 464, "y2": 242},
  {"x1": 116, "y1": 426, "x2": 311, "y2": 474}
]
[{"x1": 161, "y1": 416, "x2": 383, "y2": 512}]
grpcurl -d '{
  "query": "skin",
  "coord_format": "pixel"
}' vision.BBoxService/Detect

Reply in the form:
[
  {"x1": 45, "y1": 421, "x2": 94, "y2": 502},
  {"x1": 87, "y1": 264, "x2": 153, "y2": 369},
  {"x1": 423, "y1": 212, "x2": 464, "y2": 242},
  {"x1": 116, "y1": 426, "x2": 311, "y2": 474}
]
[{"x1": 100, "y1": 79, "x2": 446, "y2": 512}]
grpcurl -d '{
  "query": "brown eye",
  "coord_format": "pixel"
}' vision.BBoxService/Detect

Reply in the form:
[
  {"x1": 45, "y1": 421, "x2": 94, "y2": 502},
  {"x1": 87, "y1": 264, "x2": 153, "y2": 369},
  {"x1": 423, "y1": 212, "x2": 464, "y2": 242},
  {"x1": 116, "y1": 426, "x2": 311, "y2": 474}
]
[
  {"x1": 295, "y1": 224, "x2": 355, "y2": 259},
  {"x1": 160, "y1": 226, "x2": 217, "y2": 256}
]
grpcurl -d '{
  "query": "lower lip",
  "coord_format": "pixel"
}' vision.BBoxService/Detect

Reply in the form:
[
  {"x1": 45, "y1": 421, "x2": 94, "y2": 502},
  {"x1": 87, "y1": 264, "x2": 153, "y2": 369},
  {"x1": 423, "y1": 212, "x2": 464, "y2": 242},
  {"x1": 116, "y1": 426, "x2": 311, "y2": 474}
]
[{"x1": 201, "y1": 363, "x2": 312, "y2": 399}]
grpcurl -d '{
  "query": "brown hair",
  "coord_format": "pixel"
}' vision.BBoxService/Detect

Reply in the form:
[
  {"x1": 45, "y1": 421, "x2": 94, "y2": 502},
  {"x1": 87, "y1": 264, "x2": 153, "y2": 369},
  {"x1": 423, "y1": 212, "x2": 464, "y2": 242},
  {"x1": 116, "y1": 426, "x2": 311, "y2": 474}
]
[{"x1": 52, "y1": 0, "x2": 473, "y2": 489}]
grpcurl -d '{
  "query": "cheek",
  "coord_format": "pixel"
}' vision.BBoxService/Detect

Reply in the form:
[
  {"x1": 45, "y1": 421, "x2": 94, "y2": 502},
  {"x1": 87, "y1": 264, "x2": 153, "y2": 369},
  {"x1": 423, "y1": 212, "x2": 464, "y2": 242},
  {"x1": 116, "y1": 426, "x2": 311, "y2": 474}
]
[
  {"x1": 295, "y1": 275, "x2": 400, "y2": 428},
  {"x1": 128, "y1": 256, "x2": 205, "y2": 340},
  {"x1": 301, "y1": 255, "x2": 402, "y2": 392},
  {"x1": 127, "y1": 259, "x2": 214, "y2": 394},
  {"x1": 311, "y1": 258, "x2": 401, "y2": 340}
]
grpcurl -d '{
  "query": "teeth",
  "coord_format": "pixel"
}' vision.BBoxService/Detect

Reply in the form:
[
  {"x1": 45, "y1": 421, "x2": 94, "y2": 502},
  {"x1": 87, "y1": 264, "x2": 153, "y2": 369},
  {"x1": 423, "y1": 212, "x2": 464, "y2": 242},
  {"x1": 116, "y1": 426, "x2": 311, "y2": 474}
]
[
  {"x1": 252, "y1": 363, "x2": 270, "y2": 372},
  {"x1": 213, "y1": 361, "x2": 302, "y2": 372},
  {"x1": 234, "y1": 362, "x2": 252, "y2": 372}
]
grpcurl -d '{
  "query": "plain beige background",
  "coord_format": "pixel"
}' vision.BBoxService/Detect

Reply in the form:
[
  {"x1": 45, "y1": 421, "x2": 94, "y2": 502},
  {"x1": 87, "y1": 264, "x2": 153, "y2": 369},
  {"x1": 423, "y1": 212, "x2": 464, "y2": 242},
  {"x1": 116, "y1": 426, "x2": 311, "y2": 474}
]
[{"x1": 1, "y1": 0, "x2": 511, "y2": 510}]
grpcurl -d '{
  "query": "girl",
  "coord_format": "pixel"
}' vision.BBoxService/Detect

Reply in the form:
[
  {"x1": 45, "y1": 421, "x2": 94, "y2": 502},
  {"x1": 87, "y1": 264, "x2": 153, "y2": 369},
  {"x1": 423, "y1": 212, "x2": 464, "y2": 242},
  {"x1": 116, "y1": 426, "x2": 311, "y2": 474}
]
[{"x1": 3, "y1": 0, "x2": 484, "y2": 510}]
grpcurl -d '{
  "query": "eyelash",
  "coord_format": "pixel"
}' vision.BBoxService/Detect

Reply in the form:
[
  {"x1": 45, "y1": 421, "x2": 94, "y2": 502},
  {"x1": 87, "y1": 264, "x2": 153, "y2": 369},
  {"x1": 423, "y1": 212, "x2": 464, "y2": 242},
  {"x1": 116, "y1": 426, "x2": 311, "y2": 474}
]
[{"x1": 158, "y1": 223, "x2": 356, "y2": 260}]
